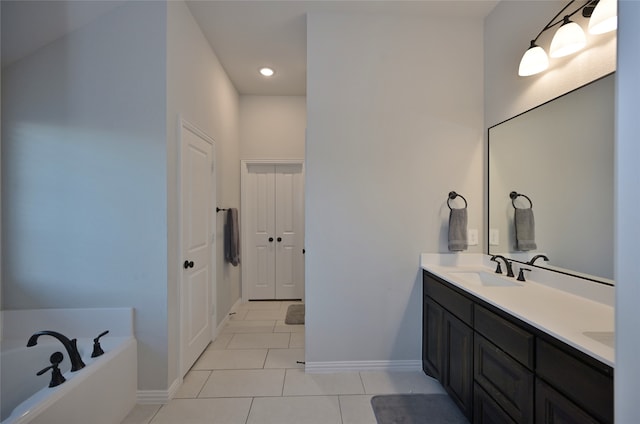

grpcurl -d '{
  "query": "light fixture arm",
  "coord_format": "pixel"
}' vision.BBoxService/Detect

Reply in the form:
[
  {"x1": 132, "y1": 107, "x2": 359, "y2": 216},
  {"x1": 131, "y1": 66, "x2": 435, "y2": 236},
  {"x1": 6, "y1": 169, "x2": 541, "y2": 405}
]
[{"x1": 531, "y1": 0, "x2": 593, "y2": 44}]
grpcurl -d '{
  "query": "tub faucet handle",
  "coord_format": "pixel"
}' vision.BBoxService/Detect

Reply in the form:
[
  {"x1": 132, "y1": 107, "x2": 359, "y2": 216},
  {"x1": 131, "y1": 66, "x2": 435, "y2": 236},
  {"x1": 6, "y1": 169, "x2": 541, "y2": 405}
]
[
  {"x1": 91, "y1": 330, "x2": 109, "y2": 358},
  {"x1": 37, "y1": 351, "x2": 67, "y2": 388}
]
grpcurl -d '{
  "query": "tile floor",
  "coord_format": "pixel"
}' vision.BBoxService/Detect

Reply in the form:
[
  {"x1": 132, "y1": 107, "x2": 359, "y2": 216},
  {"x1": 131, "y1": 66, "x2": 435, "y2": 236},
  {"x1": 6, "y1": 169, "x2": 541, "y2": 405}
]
[{"x1": 121, "y1": 300, "x2": 445, "y2": 424}]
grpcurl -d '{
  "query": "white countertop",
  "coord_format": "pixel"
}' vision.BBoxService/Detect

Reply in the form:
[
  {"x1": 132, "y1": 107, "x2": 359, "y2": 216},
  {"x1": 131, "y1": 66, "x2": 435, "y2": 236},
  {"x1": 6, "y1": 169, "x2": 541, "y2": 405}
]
[{"x1": 421, "y1": 254, "x2": 615, "y2": 368}]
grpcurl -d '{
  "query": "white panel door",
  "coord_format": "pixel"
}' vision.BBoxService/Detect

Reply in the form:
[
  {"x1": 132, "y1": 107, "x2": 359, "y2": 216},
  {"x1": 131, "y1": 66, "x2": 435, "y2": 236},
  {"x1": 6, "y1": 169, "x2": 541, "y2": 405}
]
[
  {"x1": 245, "y1": 164, "x2": 276, "y2": 300},
  {"x1": 274, "y1": 164, "x2": 304, "y2": 299},
  {"x1": 243, "y1": 162, "x2": 304, "y2": 300},
  {"x1": 180, "y1": 122, "x2": 214, "y2": 376}
]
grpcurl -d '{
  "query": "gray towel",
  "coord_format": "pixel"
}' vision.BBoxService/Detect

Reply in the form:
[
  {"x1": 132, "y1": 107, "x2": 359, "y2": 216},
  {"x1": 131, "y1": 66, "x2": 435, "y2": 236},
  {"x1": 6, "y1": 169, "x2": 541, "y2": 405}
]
[
  {"x1": 515, "y1": 207, "x2": 537, "y2": 251},
  {"x1": 224, "y1": 208, "x2": 240, "y2": 266},
  {"x1": 448, "y1": 208, "x2": 468, "y2": 252}
]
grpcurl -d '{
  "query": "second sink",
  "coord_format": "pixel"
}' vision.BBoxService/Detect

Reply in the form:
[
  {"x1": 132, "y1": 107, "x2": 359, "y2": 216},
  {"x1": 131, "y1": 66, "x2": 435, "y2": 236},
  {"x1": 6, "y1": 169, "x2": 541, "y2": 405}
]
[{"x1": 447, "y1": 271, "x2": 523, "y2": 288}]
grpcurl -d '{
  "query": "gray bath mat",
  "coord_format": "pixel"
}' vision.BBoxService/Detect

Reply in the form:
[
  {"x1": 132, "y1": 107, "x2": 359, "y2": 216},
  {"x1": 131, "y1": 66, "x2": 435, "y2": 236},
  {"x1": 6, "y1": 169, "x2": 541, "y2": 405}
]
[
  {"x1": 371, "y1": 394, "x2": 468, "y2": 424},
  {"x1": 285, "y1": 304, "x2": 305, "y2": 325}
]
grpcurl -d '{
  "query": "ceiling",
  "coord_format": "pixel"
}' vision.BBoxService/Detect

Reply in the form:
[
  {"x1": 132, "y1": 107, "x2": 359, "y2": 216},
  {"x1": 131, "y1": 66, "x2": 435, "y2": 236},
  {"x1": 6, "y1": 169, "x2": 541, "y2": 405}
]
[{"x1": 1, "y1": 0, "x2": 498, "y2": 96}]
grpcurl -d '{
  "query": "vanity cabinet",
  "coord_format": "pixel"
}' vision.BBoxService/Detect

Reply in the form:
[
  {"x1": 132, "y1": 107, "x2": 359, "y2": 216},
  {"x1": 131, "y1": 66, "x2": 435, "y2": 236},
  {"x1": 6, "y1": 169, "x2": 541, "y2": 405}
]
[
  {"x1": 423, "y1": 275, "x2": 474, "y2": 420},
  {"x1": 422, "y1": 270, "x2": 614, "y2": 424}
]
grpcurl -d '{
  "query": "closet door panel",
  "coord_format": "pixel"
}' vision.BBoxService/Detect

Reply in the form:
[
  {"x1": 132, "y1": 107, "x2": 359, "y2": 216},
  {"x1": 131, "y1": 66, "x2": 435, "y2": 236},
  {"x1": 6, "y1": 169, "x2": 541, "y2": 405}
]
[
  {"x1": 275, "y1": 164, "x2": 304, "y2": 299},
  {"x1": 246, "y1": 164, "x2": 276, "y2": 299}
]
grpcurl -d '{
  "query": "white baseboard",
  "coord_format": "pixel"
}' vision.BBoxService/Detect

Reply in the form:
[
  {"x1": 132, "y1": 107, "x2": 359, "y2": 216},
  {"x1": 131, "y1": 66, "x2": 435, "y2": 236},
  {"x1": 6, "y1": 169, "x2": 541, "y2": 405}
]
[
  {"x1": 136, "y1": 378, "x2": 181, "y2": 404},
  {"x1": 304, "y1": 360, "x2": 422, "y2": 373},
  {"x1": 136, "y1": 299, "x2": 242, "y2": 405}
]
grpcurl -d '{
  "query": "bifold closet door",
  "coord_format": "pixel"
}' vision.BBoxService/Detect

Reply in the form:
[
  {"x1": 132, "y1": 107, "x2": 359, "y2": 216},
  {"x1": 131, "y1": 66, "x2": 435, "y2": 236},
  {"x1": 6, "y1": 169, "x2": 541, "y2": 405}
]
[{"x1": 245, "y1": 163, "x2": 304, "y2": 300}]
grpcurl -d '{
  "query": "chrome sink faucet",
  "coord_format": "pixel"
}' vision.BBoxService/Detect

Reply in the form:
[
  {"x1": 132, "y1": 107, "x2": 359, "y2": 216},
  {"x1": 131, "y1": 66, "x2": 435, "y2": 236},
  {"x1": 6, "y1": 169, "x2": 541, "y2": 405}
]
[
  {"x1": 27, "y1": 331, "x2": 86, "y2": 372},
  {"x1": 491, "y1": 255, "x2": 515, "y2": 277}
]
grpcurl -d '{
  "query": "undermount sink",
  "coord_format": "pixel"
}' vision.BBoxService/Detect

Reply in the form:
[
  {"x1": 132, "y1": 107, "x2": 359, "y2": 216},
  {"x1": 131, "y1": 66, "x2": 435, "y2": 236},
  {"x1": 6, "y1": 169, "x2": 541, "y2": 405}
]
[
  {"x1": 447, "y1": 271, "x2": 523, "y2": 288},
  {"x1": 583, "y1": 331, "x2": 615, "y2": 348}
]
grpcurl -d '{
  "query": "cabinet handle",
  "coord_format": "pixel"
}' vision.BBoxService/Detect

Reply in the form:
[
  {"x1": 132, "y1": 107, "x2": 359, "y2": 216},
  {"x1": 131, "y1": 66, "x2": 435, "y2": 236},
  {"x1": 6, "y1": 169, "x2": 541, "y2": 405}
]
[
  {"x1": 183, "y1": 260, "x2": 194, "y2": 269},
  {"x1": 268, "y1": 237, "x2": 274, "y2": 242},
  {"x1": 277, "y1": 237, "x2": 282, "y2": 242}
]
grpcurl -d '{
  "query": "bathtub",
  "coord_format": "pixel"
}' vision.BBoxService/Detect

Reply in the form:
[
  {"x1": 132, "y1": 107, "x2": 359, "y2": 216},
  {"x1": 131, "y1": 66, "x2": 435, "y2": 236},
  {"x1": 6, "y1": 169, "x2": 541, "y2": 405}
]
[{"x1": 0, "y1": 308, "x2": 137, "y2": 424}]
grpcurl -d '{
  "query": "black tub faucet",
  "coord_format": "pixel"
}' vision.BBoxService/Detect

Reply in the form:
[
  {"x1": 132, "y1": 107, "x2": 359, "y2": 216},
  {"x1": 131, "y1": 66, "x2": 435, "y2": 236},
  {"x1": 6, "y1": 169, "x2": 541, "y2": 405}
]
[
  {"x1": 527, "y1": 254, "x2": 549, "y2": 265},
  {"x1": 27, "y1": 331, "x2": 86, "y2": 372},
  {"x1": 491, "y1": 255, "x2": 515, "y2": 277}
]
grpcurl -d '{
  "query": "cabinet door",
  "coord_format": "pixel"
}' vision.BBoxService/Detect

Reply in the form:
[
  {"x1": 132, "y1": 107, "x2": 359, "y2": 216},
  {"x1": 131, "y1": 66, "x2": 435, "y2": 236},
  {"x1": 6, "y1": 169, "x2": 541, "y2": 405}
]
[
  {"x1": 423, "y1": 296, "x2": 444, "y2": 380},
  {"x1": 535, "y1": 379, "x2": 600, "y2": 424},
  {"x1": 443, "y1": 311, "x2": 473, "y2": 420}
]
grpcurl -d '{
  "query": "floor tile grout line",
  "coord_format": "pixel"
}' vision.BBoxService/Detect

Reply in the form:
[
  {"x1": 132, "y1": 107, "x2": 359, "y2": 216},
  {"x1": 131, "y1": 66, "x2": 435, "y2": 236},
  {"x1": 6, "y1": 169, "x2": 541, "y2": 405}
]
[
  {"x1": 281, "y1": 367, "x2": 288, "y2": 397},
  {"x1": 337, "y1": 394, "x2": 345, "y2": 424},
  {"x1": 194, "y1": 370, "x2": 213, "y2": 399},
  {"x1": 244, "y1": 397, "x2": 255, "y2": 424},
  {"x1": 146, "y1": 403, "x2": 163, "y2": 424},
  {"x1": 358, "y1": 371, "x2": 368, "y2": 395}
]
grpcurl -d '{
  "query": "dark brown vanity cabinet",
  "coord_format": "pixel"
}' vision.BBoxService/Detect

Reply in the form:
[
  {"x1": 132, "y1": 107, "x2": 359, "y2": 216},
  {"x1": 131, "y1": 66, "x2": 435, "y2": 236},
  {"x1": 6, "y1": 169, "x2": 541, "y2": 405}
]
[
  {"x1": 422, "y1": 270, "x2": 614, "y2": 424},
  {"x1": 423, "y1": 275, "x2": 474, "y2": 420}
]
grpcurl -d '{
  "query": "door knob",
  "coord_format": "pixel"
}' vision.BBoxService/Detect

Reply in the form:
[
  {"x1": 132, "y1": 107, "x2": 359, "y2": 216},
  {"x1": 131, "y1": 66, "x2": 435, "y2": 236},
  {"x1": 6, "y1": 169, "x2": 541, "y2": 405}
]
[
  {"x1": 268, "y1": 237, "x2": 274, "y2": 242},
  {"x1": 277, "y1": 237, "x2": 282, "y2": 242},
  {"x1": 183, "y1": 260, "x2": 194, "y2": 269}
]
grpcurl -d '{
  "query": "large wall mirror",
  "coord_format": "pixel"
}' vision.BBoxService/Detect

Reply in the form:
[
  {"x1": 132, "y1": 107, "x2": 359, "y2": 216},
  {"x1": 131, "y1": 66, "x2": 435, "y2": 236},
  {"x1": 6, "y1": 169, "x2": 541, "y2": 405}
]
[{"x1": 488, "y1": 73, "x2": 614, "y2": 284}]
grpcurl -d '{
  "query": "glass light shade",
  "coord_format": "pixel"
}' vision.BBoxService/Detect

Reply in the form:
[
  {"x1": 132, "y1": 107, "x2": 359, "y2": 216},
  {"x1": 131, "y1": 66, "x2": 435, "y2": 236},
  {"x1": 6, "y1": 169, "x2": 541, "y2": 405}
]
[
  {"x1": 589, "y1": 0, "x2": 617, "y2": 34},
  {"x1": 519, "y1": 43, "x2": 549, "y2": 76},
  {"x1": 550, "y1": 17, "x2": 586, "y2": 58}
]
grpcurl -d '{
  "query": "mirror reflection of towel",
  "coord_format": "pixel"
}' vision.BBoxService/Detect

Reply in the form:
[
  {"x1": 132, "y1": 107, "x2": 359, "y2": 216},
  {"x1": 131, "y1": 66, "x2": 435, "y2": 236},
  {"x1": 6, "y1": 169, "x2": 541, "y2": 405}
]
[
  {"x1": 448, "y1": 208, "x2": 468, "y2": 252},
  {"x1": 225, "y1": 208, "x2": 240, "y2": 266},
  {"x1": 515, "y1": 208, "x2": 536, "y2": 251}
]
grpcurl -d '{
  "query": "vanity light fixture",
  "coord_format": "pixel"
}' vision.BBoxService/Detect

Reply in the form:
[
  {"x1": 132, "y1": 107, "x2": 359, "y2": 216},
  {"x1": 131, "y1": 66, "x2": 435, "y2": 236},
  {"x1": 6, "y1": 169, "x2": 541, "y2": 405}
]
[
  {"x1": 518, "y1": 0, "x2": 617, "y2": 77},
  {"x1": 259, "y1": 67, "x2": 275, "y2": 77},
  {"x1": 549, "y1": 15, "x2": 586, "y2": 58},
  {"x1": 588, "y1": 0, "x2": 617, "y2": 34}
]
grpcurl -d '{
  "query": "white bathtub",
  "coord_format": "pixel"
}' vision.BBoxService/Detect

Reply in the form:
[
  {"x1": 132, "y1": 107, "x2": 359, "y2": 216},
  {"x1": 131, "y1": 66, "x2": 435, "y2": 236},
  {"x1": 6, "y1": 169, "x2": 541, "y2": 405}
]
[{"x1": 0, "y1": 309, "x2": 137, "y2": 424}]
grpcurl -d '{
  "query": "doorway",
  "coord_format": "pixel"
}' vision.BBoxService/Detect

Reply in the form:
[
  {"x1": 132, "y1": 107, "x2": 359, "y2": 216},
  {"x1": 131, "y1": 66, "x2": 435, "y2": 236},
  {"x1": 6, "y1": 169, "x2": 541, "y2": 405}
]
[{"x1": 241, "y1": 160, "x2": 305, "y2": 301}]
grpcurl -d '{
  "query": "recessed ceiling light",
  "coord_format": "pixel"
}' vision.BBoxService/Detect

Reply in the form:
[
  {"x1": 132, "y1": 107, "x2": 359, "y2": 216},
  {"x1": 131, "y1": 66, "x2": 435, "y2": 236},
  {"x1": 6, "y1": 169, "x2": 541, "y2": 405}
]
[{"x1": 259, "y1": 67, "x2": 275, "y2": 77}]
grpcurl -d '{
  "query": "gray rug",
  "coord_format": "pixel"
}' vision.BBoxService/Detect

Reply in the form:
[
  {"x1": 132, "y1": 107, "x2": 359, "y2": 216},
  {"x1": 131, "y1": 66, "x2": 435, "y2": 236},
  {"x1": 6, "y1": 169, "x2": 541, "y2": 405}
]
[
  {"x1": 371, "y1": 394, "x2": 468, "y2": 424},
  {"x1": 285, "y1": 304, "x2": 305, "y2": 325}
]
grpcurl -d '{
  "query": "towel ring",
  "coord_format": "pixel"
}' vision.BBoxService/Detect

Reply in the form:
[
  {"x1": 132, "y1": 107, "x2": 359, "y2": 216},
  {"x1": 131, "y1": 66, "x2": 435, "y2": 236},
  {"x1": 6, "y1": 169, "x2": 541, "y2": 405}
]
[
  {"x1": 510, "y1": 191, "x2": 533, "y2": 209},
  {"x1": 447, "y1": 191, "x2": 467, "y2": 210}
]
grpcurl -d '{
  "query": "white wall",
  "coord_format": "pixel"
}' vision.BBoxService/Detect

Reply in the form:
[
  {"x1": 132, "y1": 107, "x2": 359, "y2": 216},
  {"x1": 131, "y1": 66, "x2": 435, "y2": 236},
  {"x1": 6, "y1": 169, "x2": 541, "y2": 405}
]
[
  {"x1": 1, "y1": 2, "x2": 169, "y2": 390},
  {"x1": 166, "y1": 1, "x2": 240, "y2": 386},
  {"x1": 305, "y1": 12, "x2": 484, "y2": 365},
  {"x1": 240, "y1": 95, "x2": 306, "y2": 160},
  {"x1": 615, "y1": 1, "x2": 640, "y2": 420}
]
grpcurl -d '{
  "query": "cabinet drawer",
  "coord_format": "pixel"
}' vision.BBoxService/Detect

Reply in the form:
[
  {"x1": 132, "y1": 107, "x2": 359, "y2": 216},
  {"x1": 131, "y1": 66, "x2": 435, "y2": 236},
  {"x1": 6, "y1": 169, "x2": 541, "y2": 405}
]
[
  {"x1": 536, "y1": 338, "x2": 613, "y2": 424},
  {"x1": 535, "y1": 378, "x2": 600, "y2": 424},
  {"x1": 475, "y1": 305, "x2": 534, "y2": 369},
  {"x1": 474, "y1": 383, "x2": 517, "y2": 424},
  {"x1": 475, "y1": 335, "x2": 534, "y2": 424},
  {"x1": 423, "y1": 271, "x2": 473, "y2": 326}
]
